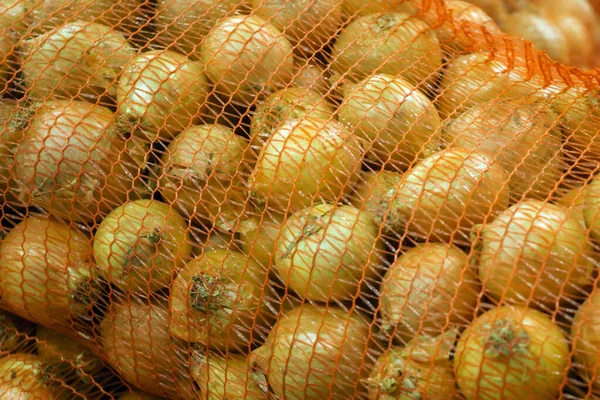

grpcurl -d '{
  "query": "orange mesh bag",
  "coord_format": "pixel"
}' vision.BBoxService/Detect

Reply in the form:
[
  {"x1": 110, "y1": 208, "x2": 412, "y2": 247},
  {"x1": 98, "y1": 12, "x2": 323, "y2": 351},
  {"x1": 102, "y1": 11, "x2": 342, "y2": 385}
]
[{"x1": 2, "y1": 0, "x2": 600, "y2": 399}]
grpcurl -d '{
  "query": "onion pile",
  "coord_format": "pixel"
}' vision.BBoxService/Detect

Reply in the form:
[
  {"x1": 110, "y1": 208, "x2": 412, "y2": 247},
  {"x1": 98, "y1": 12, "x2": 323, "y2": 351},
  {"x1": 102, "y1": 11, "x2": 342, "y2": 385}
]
[
  {"x1": 584, "y1": 173, "x2": 600, "y2": 241},
  {"x1": 572, "y1": 288, "x2": 600, "y2": 394},
  {"x1": 0, "y1": 354, "x2": 63, "y2": 399}
]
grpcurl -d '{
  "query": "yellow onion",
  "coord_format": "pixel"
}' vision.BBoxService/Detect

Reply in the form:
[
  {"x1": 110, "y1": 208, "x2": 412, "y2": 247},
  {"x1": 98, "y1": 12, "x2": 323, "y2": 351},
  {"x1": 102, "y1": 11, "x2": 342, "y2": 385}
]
[
  {"x1": 158, "y1": 124, "x2": 249, "y2": 230},
  {"x1": 117, "y1": 390, "x2": 163, "y2": 400},
  {"x1": 100, "y1": 298, "x2": 196, "y2": 399},
  {"x1": 572, "y1": 288, "x2": 600, "y2": 394},
  {"x1": 474, "y1": 199, "x2": 595, "y2": 309},
  {"x1": 366, "y1": 329, "x2": 458, "y2": 399},
  {"x1": 547, "y1": 13, "x2": 593, "y2": 68},
  {"x1": 0, "y1": 7, "x2": 19, "y2": 91},
  {"x1": 20, "y1": 22, "x2": 135, "y2": 101},
  {"x1": 169, "y1": 249, "x2": 271, "y2": 351},
  {"x1": 237, "y1": 211, "x2": 286, "y2": 270},
  {"x1": 250, "y1": 87, "x2": 335, "y2": 152},
  {"x1": 154, "y1": 0, "x2": 249, "y2": 57},
  {"x1": 0, "y1": 100, "x2": 27, "y2": 205},
  {"x1": 250, "y1": 304, "x2": 378, "y2": 400},
  {"x1": 501, "y1": 11, "x2": 570, "y2": 65},
  {"x1": 0, "y1": 310, "x2": 35, "y2": 354},
  {"x1": 253, "y1": 0, "x2": 342, "y2": 55},
  {"x1": 12, "y1": 100, "x2": 146, "y2": 223},
  {"x1": 379, "y1": 148, "x2": 510, "y2": 245},
  {"x1": 379, "y1": 243, "x2": 480, "y2": 342},
  {"x1": 191, "y1": 352, "x2": 267, "y2": 399},
  {"x1": 117, "y1": 50, "x2": 209, "y2": 141},
  {"x1": 249, "y1": 116, "x2": 363, "y2": 212},
  {"x1": 341, "y1": 0, "x2": 422, "y2": 20},
  {"x1": 526, "y1": 0, "x2": 596, "y2": 32},
  {"x1": 274, "y1": 203, "x2": 383, "y2": 302},
  {"x1": 443, "y1": 98, "x2": 564, "y2": 201},
  {"x1": 0, "y1": 216, "x2": 99, "y2": 328},
  {"x1": 337, "y1": 74, "x2": 442, "y2": 171},
  {"x1": 350, "y1": 170, "x2": 404, "y2": 228},
  {"x1": 201, "y1": 15, "x2": 295, "y2": 104},
  {"x1": 0, "y1": 354, "x2": 63, "y2": 399},
  {"x1": 454, "y1": 305, "x2": 569, "y2": 400},
  {"x1": 93, "y1": 199, "x2": 192, "y2": 295},
  {"x1": 555, "y1": 184, "x2": 588, "y2": 226},
  {"x1": 331, "y1": 12, "x2": 442, "y2": 89},
  {"x1": 583, "y1": 173, "x2": 600, "y2": 240},
  {"x1": 451, "y1": 0, "x2": 508, "y2": 24},
  {"x1": 291, "y1": 59, "x2": 330, "y2": 95}
]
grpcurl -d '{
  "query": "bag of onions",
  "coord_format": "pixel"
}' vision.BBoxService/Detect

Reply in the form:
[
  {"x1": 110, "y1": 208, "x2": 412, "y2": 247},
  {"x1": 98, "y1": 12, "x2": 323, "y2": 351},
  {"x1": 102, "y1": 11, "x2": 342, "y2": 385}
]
[{"x1": 1, "y1": 0, "x2": 600, "y2": 398}]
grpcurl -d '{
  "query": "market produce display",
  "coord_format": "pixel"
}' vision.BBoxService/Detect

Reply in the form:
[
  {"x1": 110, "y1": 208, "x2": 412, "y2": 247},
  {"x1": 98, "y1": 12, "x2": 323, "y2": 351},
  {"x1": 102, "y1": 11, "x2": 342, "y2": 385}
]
[{"x1": 1, "y1": 0, "x2": 600, "y2": 398}]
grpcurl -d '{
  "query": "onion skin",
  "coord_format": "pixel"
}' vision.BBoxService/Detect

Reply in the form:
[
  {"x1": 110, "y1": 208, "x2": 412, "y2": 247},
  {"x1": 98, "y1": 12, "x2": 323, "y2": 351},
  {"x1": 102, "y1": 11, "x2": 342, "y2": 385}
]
[
  {"x1": 379, "y1": 243, "x2": 480, "y2": 342},
  {"x1": 158, "y1": 124, "x2": 249, "y2": 230},
  {"x1": 0, "y1": 310, "x2": 35, "y2": 354},
  {"x1": 548, "y1": 14, "x2": 593, "y2": 68},
  {"x1": 100, "y1": 299, "x2": 197, "y2": 399},
  {"x1": 0, "y1": 100, "x2": 26, "y2": 205},
  {"x1": 452, "y1": 0, "x2": 508, "y2": 24},
  {"x1": 249, "y1": 116, "x2": 363, "y2": 212},
  {"x1": 0, "y1": 354, "x2": 62, "y2": 399},
  {"x1": 475, "y1": 200, "x2": 595, "y2": 308},
  {"x1": 350, "y1": 170, "x2": 403, "y2": 227},
  {"x1": 555, "y1": 184, "x2": 587, "y2": 227},
  {"x1": 250, "y1": 304, "x2": 378, "y2": 400},
  {"x1": 366, "y1": 330, "x2": 458, "y2": 400},
  {"x1": 253, "y1": 0, "x2": 342, "y2": 55},
  {"x1": 274, "y1": 203, "x2": 383, "y2": 302},
  {"x1": 338, "y1": 74, "x2": 442, "y2": 171},
  {"x1": 238, "y1": 212, "x2": 286, "y2": 270},
  {"x1": 583, "y1": 174, "x2": 600, "y2": 241},
  {"x1": 191, "y1": 352, "x2": 267, "y2": 399},
  {"x1": 201, "y1": 15, "x2": 295, "y2": 104},
  {"x1": 454, "y1": 305, "x2": 569, "y2": 400},
  {"x1": 93, "y1": 199, "x2": 192, "y2": 295},
  {"x1": 443, "y1": 99, "x2": 564, "y2": 202},
  {"x1": 292, "y1": 60, "x2": 330, "y2": 95},
  {"x1": 0, "y1": 4, "x2": 19, "y2": 91},
  {"x1": 169, "y1": 249, "x2": 271, "y2": 351},
  {"x1": 0, "y1": 216, "x2": 98, "y2": 328},
  {"x1": 13, "y1": 100, "x2": 146, "y2": 223},
  {"x1": 331, "y1": 12, "x2": 442, "y2": 88},
  {"x1": 383, "y1": 148, "x2": 510, "y2": 245},
  {"x1": 117, "y1": 50, "x2": 209, "y2": 140},
  {"x1": 21, "y1": 22, "x2": 135, "y2": 101},
  {"x1": 572, "y1": 289, "x2": 600, "y2": 394}
]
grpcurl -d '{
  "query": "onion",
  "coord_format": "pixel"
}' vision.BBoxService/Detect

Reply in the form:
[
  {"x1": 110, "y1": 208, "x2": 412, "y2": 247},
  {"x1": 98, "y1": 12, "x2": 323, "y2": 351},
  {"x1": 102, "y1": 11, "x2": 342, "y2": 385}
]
[
  {"x1": 291, "y1": 59, "x2": 330, "y2": 95},
  {"x1": 253, "y1": 0, "x2": 342, "y2": 55},
  {"x1": 456, "y1": 0, "x2": 508, "y2": 23},
  {"x1": 331, "y1": 12, "x2": 442, "y2": 89},
  {"x1": 117, "y1": 50, "x2": 210, "y2": 141},
  {"x1": 12, "y1": 100, "x2": 146, "y2": 223},
  {"x1": 249, "y1": 116, "x2": 363, "y2": 212},
  {"x1": 555, "y1": 184, "x2": 588, "y2": 227},
  {"x1": 0, "y1": 13, "x2": 18, "y2": 91},
  {"x1": 583, "y1": 173, "x2": 600, "y2": 241},
  {"x1": 474, "y1": 199, "x2": 595, "y2": 309},
  {"x1": 169, "y1": 249, "x2": 271, "y2": 351},
  {"x1": 191, "y1": 227, "x2": 240, "y2": 257},
  {"x1": 381, "y1": 148, "x2": 510, "y2": 245},
  {"x1": 93, "y1": 199, "x2": 192, "y2": 295},
  {"x1": 100, "y1": 298, "x2": 197, "y2": 399},
  {"x1": 158, "y1": 123, "x2": 249, "y2": 230},
  {"x1": 379, "y1": 243, "x2": 480, "y2": 342},
  {"x1": 117, "y1": 390, "x2": 163, "y2": 400},
  {"x1": 0, "y1": 216, "x2": 99, "y2": 328},
  {"x1": 274, "y1": 203, "x2": 383, "y2": 301},
  {"x1": 250, "y1": 87, "x2": 335, "y2": 152},
  {"x1": 237, "y1": 211, "x2": 286, "y2": 270},
  {"x1": 548, "y1": 14, "x2": 593, "y2": 68},
  {"x1": 201, "y1": 15, "x2": 295, "y2": 104},
  {"x1": 0, "y1": 100, "x2": 27, "y2": 205},
  {"x1": 530, "y1": 0, "x2": 596, "y2": 32},
  {"x1": 250, "y1": 304, "x2": 378, "y2": 400},
  {"x1": 341, "y1": 0, "x2": 422, "y2": 20},
  {"x1": 0, "y1": 354, "x2": 63, "y2": 399},
  {"x1": 349, "y1": 170, "x2": 404, "y2": 230},
  {"x1": 454, "y1": 305, "x2": 569, "y2": 400},
  {"x1": 337, "y1": 73, "x2": 442, "y2": 171},
  {"x1": 572, "y1": 288, "x2": 600, "y2": 394},
  {"x1": 154, "y1": 0, "x2": 249, "y2": 57},
  {"x1": 20, "y1": 22, "x2": 135, "y2": 101},
  {"x1": 191, "y1": 352, "x2": 267, "y2": 399},
  {"x1": 0, "y1": 310, "x2": 35, "y2": 354},
  {"x1": 443, "y1": 98, "x2": 564, "y2": 201},
  {"x1": 366, "y1": 329, "x2": 458, "y2": 399}
]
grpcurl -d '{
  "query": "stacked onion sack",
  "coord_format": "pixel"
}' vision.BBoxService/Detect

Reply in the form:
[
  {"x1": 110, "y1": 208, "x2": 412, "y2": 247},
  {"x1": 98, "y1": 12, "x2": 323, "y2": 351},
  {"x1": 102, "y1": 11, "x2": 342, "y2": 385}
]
[{"x1": 1, "y1": 0, "x2": 600, "y2": 398}]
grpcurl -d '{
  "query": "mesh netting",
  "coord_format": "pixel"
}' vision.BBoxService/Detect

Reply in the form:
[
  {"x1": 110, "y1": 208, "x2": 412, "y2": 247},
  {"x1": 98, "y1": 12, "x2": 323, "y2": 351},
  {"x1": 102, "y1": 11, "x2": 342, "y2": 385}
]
[{"x1": 1, "y1": 0, "x2": 600, "y2": 398}]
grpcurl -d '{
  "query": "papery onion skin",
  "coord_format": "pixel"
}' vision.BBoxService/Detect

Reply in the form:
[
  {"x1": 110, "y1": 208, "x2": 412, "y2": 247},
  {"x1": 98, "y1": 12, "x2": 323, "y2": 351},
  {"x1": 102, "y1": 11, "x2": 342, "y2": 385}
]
[
  {"x1": 385, "y1": 148, "x2": 510, "y2": 245},
  {"x1": 201, "y1": 15, "x2": 295, "y2": 104},
  {"x1": 238, "y1": 211, "x2": 286, "y2": 271},
  {"x1": 0, "y1": 310, "x2": 35, "y2": 354},
  {"x1": 93, "y1": 199, "x2": 192, "y2": 295},
  {"x1": 253, "y1": 0, "x2": 342, "y2": 55},
  {"x1": 379, "y1": 243, "x2": 480, "y2": 342},
  {"x1": 454, "y1": 305, "x2": 569, "y2": 400},
  {"x1": 250, "y1": 304, "x2": 377, "y2": 400},
  {"x1": 250, "y1": 116, "x2": 363, "y2": 213},
  {"x1": 338, "y1": 73, "x2": 441, "y2": 171},
  {"x1": 169, "y1": 249, "x2": 271, "y2": 351},
  {"x1": 367, "y1": 330, "x2": 458, "y2": 400},
  {"x1": 0, "y1": 354, "x2": 62, "y2": 399},
  {"x1": 274, "y1": 203, "x2": 383, "y2": 302},
  {"x1": 0, "y1": 216, "x2": 98, "y2": 328},
  {"x1": 21, "y1": 22, "x2": 135, "y2": 101},
  {"x1": 476, "y1": 200, "x2": 595, "y2": 308},
  {"x1": 571, "y1": 289, "x2": 600, "y2": 394},
  {"x1": 331, "y1": 12, "x2": 442, "y2": 89},
  {"x1": 100, "y1": 298, "x2": 197, "y2": 399},
  {"x1": 158, "y1": 124, "x2": 249, "y2": 230},
  {"x1": 443, "y1": 98, "x2": 564, "y2": 201},
  {"x1": 191, "y1": 352, "x2": 267, "y2": 399},
  {"x1": 117, "y1": 50, "x2": 209, "y2": 140},
  {"x1": 350, "y1": 170, "x2": 404, "y2": 228},
  {"x1": 13, "y1": 100, "x2": 145, "y2": 223}
]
